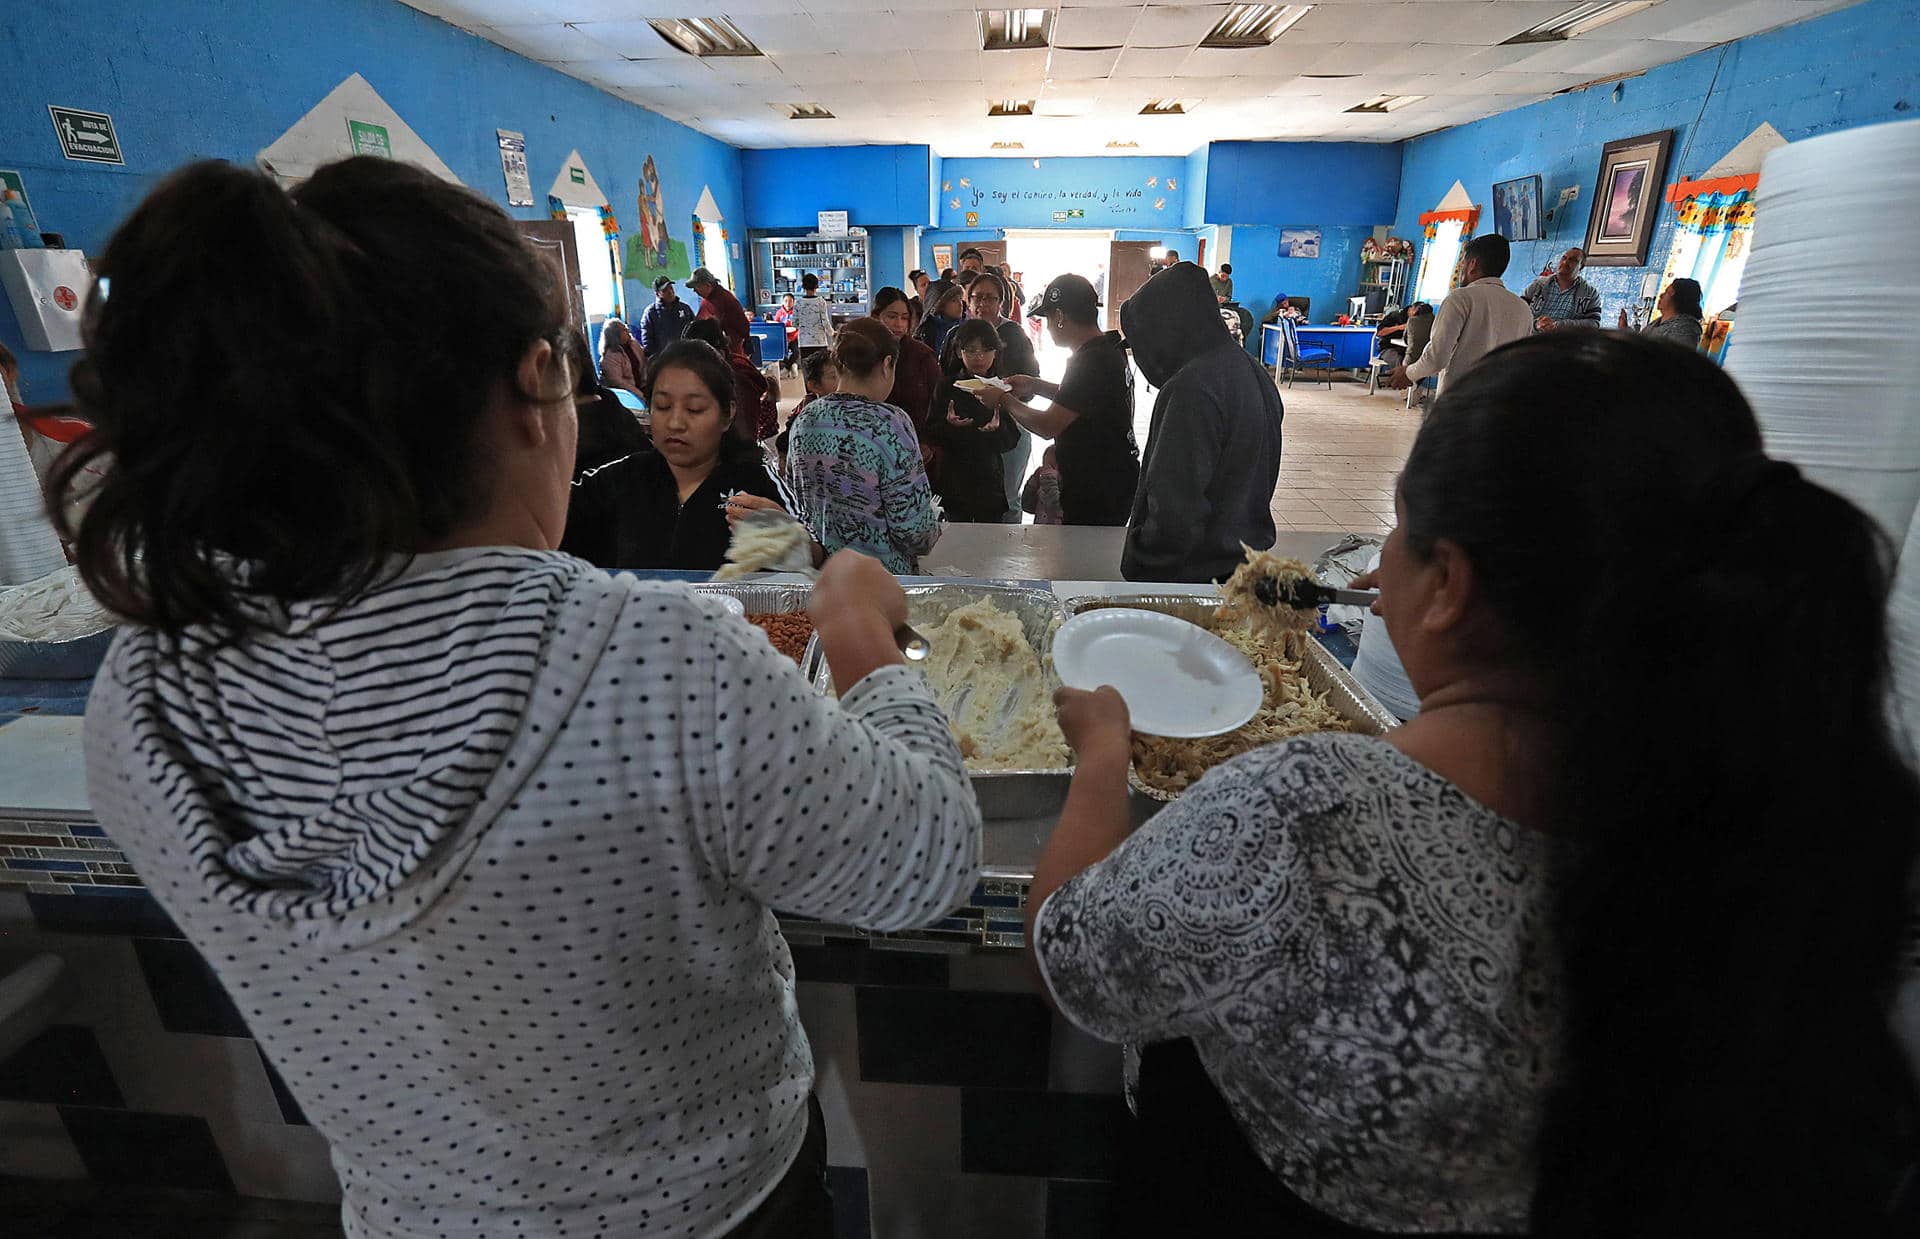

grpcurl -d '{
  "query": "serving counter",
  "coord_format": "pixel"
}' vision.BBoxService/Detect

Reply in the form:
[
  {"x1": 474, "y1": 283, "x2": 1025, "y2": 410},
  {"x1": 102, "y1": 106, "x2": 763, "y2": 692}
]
[{"x1": 0, "y1": 535, "x2": 1378, "y2": 1238}]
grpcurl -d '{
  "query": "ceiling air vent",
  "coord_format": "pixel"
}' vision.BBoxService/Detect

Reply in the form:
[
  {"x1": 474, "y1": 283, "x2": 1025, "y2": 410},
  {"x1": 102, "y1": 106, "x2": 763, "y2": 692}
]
[
  {"x1": 1346, "y1": 94, "x2": 1426, "y2": 113},
  {"x1": 1502, "y1": 2, "x2": 1659, "y2": 45},
  {"x1": 785, "y1": 103, "x2": 835, "y2": 120},
  {"x1": 988, "y1": 99, "x2": 1036, "y2": 116},
  {"x1": 981, "y1": 9, "x2": 1054, "y2": 51},
  {"x1": 1139, "y1": 99, "x2": 1191, "y2": 115},
  {"x1": 650, "y1": 17, "x2": 763, "y2": 57},
  {"x1": 1200, "y1": 4, "x2": 1314, "y2": 49}
]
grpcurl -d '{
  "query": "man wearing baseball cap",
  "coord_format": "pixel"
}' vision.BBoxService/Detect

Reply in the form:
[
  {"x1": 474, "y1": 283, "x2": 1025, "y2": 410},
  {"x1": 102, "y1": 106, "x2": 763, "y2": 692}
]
[
  {"x1": 686, "y1": 266, "x2": 751, "y2": 358},
  {"x1": 638, "y1": 275, "x2": 694, "y2": 360},
  {"x1": 986, "y1": 273, "x2": 1140, "y2": 526}
]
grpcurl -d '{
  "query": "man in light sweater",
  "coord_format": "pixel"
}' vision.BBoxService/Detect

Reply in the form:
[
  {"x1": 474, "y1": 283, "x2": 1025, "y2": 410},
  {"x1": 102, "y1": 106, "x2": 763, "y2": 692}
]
[{"x1": 1388, "y1": 233, "x2": 1533, "y2": 392}]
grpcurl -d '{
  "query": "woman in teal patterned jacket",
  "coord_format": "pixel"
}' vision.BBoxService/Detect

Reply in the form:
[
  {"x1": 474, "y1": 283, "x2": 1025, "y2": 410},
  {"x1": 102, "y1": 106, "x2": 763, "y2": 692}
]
[{"x1": 787, "y1": 318, "x2": 942, "y2": 574}]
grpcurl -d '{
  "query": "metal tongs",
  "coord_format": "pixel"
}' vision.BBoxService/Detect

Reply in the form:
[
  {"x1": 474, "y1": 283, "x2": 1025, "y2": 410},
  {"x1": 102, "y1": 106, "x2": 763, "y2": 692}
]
[
  {"x1": 732, "y1": 510, "x2": 931, "y2": 661},
  {"x1": 1251, "y1": 573, "x2": 1378, "y2": 611}
]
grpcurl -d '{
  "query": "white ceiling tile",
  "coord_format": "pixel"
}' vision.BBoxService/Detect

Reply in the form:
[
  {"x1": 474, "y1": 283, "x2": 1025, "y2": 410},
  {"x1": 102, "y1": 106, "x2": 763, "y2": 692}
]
[
  {"x1": 565, "y1": 19, "x2": 684, "y2": 58},
  {"x1": 728, "y1": 14, "x2": 832, "y2": 54},
  {"x1": 1479, "y1": 70, "x2": 1586, "y2": 94},
  {"x1": 1045, "y1": 46, "x2": 1120, "y2": 78},
  {"x1": 980, "y1": 47, "x2": 1053, "y2": 79},
  {"x1": 1297, "y1": 43, "x2": 1410, "y2": 74},
  {"x1": 484, "y1": 21, "x2": 616, "y2": 61},
  {"x1": 765, "y1": 51, "x2": 851, "y2": 79},
  {"x1": 909, "y1": 48, "x2": 984, "y2": 80},
  {"x1": 1113, "y1": 45, "x2": 1194, "y2": 75},
  {"x1": 1130, "y1": 4, "x2": 1231, "y2": 46},
  {"x1": 1053, "y1": 6, "x2": 1144, "y2": 47}
]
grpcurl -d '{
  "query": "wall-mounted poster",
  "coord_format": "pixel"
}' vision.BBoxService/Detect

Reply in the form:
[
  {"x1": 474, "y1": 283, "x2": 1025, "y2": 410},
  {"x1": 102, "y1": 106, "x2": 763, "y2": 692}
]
[
  {"x1": 1492, "y1": 175, "x2": 1543, "y2": 241},
  {"x1": 1584, "y1": 129, "x2": 1673, "y2": 266},
  {"x1": 1279, "y1": 228, "x2": 1322, "y2": 258},
  {"x1": 496, "y1": 129, "x2": 533, "y2": 206},
  {"x1": 932, "y1": 244, "x2": 954, "y2": 273}
]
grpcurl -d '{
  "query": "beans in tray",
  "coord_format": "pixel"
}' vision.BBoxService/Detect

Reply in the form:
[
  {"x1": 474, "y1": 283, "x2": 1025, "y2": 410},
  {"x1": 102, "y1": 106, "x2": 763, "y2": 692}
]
[{"x1": 747, "y1": 613, "x2": 814, "y2": 665}]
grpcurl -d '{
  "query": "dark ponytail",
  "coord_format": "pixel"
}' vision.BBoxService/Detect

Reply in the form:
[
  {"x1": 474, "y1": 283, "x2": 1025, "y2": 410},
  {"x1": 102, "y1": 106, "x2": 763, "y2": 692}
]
[
  {"x1": 55, "y1": 158, "x2": 569, "y2": 635},
  {"x1": 1396, "y1": 332, "x2": 1919, "y2": 1234}
]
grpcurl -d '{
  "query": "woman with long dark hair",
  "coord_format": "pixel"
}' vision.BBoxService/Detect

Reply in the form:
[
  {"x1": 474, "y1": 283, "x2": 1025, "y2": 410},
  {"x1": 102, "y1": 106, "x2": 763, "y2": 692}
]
[
  {"x1": 60, "y1": 157, "x2": 981, "y2": 1239},
  {"x1": 1026, "y1": 331, "x2": 1919, "y2": 1236},
  {"x1": 872, "y1": 285, "x2": 941, "y2": 437},
  {"x1": 561, "y1": 337, "x2": 791, "y2": 570}
]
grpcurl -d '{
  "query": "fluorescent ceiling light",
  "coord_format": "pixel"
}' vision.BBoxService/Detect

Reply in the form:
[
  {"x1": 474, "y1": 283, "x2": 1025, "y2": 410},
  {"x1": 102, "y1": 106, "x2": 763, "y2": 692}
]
[
  {"x1": 1503, "y1": 2, "x2": 1660, "y2": 44},
  {"x1": 1347, "y1": 94, "x2": 1426, "y2": 113},
  {"x1": 988, "y1": 99, "x2": 1036, "y2": 116},
  {"x1": 1200, "y1": 4, "x2": 1314, "y2": 49},
  {"x1": 650, "y1": 16, "x2": 762, "y2": 57},
  {"x1": 1139, "y1": 99, "x2": 1191, "y2": 115},
  {"x1": 981, "y1": 9, "x2": 1054, "y2": 51},
  {"x1": 785, "y1": 103, "x2": 835, "y2": 119}
]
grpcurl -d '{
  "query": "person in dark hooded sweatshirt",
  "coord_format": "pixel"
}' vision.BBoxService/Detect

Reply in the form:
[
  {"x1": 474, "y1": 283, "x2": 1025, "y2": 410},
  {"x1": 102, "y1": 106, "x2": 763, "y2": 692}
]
[{"x1": 1120, "y1": 262, "x2": 1283, "y2": 582}]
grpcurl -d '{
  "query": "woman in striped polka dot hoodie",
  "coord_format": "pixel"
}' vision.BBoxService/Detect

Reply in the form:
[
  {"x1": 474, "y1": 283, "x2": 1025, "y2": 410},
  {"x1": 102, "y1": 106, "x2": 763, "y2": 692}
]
[{"x1": 63, "y1": 156, "x2": 981, "y2": 1239}]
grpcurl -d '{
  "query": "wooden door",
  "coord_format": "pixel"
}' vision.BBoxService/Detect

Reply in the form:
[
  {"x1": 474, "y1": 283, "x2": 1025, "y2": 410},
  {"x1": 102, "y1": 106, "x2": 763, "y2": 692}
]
[
  {"x1": 1106, "y1": 241, "x2": 1157, "y2": 331},
  {"x1": 516, "y1": 220, "x2": 586, "y2": 330}
]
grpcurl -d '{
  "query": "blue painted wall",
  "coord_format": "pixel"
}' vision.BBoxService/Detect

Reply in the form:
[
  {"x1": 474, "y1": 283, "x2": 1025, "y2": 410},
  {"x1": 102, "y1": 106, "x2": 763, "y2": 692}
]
[
  {"x1": 1202, "y1": 142, "x2": 1402, "y2": 227},
  {"x1": 0, "y1": 0, "x2": 747, "y2": 404},
  {"x1": 935, "y1": 157, "x2": 1188, "y2": 230},
  {"x1": 865, "y1": 226, "x2": 912, "y2": 297},
  {"x1": 1227, "y1": 224, "x2": 1373, "y2": 330},
  {"x1": 1183, "y1": 147, "x2": 1211, "y2": 229},
  {"x1": 741, "y1": 145, "x2": 934, "y2": 229},
  {"x1": 1393, "y1": 0, "x2": 1920, "y2": 318}
]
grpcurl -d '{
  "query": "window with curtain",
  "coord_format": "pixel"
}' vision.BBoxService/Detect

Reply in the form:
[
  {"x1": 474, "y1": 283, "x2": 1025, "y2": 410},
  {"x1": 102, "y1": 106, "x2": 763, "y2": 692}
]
[
  {"x1": 1658, "y1": 175, "x2": 1757, "y2": 362},
  {"x1": 1414, "y1": 221, "x2": 1465, "y2": 302}
]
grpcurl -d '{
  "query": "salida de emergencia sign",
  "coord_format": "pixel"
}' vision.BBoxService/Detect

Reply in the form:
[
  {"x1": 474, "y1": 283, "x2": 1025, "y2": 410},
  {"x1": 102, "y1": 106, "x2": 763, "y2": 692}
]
[{"x1": 48, "y1": 106, "x2": 123, "y2": 165}]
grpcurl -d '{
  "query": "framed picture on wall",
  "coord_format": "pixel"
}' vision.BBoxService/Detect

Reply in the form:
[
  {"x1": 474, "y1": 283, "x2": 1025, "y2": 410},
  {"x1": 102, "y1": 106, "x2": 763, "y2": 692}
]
[
  {"x1": 1491, "y1": 175, "x2": 1543, "y2": 241},
  {"x1": 1583, "y1": 130, "x2": 1673, "y2": 266},
  {"x1": 1279, "y1": 227, "x2": 1322, "y2": 258},
  {"x1": 931, "y1": 244, "x2": 954, "y2": 274}
]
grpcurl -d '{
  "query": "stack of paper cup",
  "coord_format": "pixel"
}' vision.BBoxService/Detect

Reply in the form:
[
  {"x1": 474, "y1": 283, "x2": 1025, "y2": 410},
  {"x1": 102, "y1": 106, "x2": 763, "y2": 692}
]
[
  {"x1": 1730, "y1": 119, "x2": 1920, "y2": 540},
  {"x1": 0, "y1": 412, "x2": 66, "y2": 586}
]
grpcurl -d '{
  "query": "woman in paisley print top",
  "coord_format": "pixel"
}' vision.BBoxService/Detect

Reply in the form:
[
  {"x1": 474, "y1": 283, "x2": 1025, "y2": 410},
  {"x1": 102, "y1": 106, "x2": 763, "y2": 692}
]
[
  {"x1": 786, "y1": 318, "x2": 941, "y2": 575},
  {"x1": 1027, "y1": 332, "x2": 1920, "y2": 1236}
]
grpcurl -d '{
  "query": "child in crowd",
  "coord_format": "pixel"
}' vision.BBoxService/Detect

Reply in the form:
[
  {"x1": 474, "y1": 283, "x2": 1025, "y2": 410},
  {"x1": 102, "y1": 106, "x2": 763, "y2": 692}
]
[
  {"x1": 1020, "y1": 445, "x2": 1064, "y2": 525},
  {"x1": 925, "y1": 318, "x2": 1021, "y2": 524},
  {"x1": 797, "y1": 349, "x2": 838, "y2": 416},
  {"x1": 793, "y1": 272, "x2": 834, "y2": 367}
]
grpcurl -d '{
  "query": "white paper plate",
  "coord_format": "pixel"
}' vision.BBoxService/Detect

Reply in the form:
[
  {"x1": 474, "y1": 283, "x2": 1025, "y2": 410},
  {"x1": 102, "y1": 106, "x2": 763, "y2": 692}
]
[{"x1": 1052, "y1": 608, "x2": 1262, "y2": 738}]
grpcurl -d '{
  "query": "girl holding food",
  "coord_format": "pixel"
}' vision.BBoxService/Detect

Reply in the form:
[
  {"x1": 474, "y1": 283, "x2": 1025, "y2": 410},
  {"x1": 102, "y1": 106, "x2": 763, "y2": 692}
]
[
  {"x1": 926, "y1": 318, "x2": 1023, "y2": 524},
  {"x1": 1027, "y1": 332, "x2": 1919, "y2": 1236}
]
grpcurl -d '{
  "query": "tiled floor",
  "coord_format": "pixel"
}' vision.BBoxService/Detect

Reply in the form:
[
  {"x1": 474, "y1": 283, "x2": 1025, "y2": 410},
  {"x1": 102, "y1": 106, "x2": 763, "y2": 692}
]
[{"x1": 1265, "y1": 377, "x2": 1421, "y2": 537}]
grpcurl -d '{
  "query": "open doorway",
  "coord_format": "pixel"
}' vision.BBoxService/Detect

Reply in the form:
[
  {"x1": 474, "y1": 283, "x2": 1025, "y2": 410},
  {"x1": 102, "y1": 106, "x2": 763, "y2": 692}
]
[
  {"x1": 565, "y1": 207, "x2": 618, "y2": 324},
  {"x1": 1004, "y1": 230, "x2": 1113, "y2": 380}
]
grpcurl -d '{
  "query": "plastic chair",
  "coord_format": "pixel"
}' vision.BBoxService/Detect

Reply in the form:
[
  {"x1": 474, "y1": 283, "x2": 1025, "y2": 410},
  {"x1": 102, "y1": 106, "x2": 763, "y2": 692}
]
[{"x1": 1279, "y1": 319, "x2": 1334, "y2": 390}]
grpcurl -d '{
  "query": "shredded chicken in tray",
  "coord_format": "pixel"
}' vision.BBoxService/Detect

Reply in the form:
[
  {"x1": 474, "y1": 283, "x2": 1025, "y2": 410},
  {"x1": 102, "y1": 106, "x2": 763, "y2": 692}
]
[
  {"x1": 1128, "y1": 547, "x2": 1357, "y2": 796},
  {"x1": 1217, "y1": 546, "x2": 1319, "y2": 650}
]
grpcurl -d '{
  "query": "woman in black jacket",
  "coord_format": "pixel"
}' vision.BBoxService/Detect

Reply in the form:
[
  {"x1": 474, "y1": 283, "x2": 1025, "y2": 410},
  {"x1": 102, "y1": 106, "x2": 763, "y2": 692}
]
[
  {"x1": 561, "y1": 340, "x2": 790, "y2": 570},
  {"x1": 925, "y1": 318, "x2": 1021, "y2": 523}
]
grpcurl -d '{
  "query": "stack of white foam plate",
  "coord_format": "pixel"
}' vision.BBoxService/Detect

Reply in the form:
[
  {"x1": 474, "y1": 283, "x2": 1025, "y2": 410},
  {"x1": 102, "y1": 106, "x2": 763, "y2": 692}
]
[
  {"x1": 1730, "y1": 118, "x2": 1920, "y2": 540},
  {"x1": 0, "y1": 413, "x2": 66, "y2": 586}
]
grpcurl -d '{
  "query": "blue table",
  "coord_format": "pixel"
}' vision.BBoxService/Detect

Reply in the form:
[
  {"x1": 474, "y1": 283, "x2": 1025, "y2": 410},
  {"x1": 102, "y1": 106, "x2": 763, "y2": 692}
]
[
  {"x1": 748, "y1": 320, "x2": 788, "y2": 367},
  {"x1": 1262, "y1": 323, "x2": 1377, "y2": 371}
]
